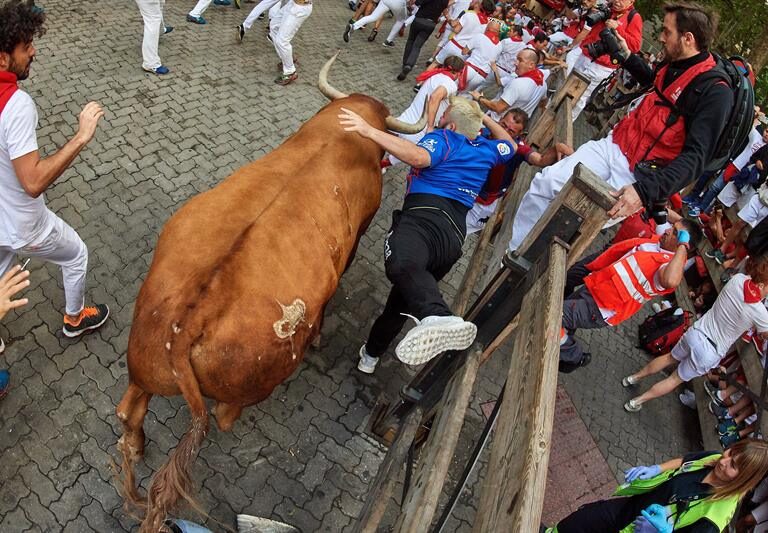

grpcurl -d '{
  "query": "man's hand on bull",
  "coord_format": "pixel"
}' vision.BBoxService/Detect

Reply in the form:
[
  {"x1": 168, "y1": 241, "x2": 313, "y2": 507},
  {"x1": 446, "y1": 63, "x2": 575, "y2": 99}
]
[
  {"x1": 608, "y1": 184, "x2": 643, "y2": 219},
  {"x1": 338, "y1": 107, "x2": 376, "y2": 138}
]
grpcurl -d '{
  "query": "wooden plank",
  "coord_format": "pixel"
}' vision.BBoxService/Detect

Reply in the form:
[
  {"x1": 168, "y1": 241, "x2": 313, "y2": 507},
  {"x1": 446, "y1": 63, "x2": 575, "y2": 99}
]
[
  {"x1": 352, "y1": 407, "x2": 423, "y2": 533},
  {"x1": 736, "y1": 340, "x2": 765, "y2": 398},
  {"x1": 554, "y1": 96, "x2": 574, "y2": 148},
  {"x1": 525, "y1": 108, "x2": 556, "y2": 150},
  {"x1": 472, "y1": 242, "x2": 567, "y2": 532},
  {"x1": 698, "y1": 240, "x2": 725, "y2": 292},
  {"x1": 693, "y1": 377, "x2": 722, "y2": 451},
  {"x1": 393, "y1": 346, "x2": 483, "y2": 533},
  {"x1": 549, "y1": 71, "x2": 590, "y2": 111}
]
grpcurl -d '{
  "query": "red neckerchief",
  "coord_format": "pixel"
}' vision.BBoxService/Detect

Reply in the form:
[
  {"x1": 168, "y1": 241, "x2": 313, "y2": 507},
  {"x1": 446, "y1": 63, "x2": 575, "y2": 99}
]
[
  {"x1": 484, "y1": 30, "x2": 500, "y2": 45},
  {"x1": 475, "y1": 9, "x2": 490, "y2": 24},
  {"x1": 0, "y1": 71, "x2": 19, "y2": 115},
  {"x1": 510, "y1": 36, "x2": 523, "y2": 42},
  {"x1": 415, "y1": 68, "x2": 457, "y2": 84},
  {"x1": 744, "y1": 278, "x2": 763, "y2": 304},
  {"x1": 517, "y1": 68, "x2": 544, "y2": 86}
]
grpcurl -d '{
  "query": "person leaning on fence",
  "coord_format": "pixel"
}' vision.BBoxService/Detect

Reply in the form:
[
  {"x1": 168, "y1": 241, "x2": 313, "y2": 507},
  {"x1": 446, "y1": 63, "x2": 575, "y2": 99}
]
[
  {"x1": 337, "y1": 97, "x2": 518, "y2": 374},
  {"x1": 544, "y1": 439, "x2": 768, "y2": 533},
  {"x1": 507, "y1": 2, "x2": 734, "y2": 255},
  {"x1": 559, "y1": 219, "x2": 703, "y2": 373}
]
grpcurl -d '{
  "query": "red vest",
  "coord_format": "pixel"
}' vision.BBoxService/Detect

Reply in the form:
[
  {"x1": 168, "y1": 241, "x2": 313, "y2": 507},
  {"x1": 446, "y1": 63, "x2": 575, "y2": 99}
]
[
  {"x1": 580, "y1": 10, "x2": 641, "y2": 69},
  {"x1": 612, "y1": 54, "x2": 717, "y2": 170},
  {"x1": 584, "y1": 236, "x2": 675, "y2": 326}
]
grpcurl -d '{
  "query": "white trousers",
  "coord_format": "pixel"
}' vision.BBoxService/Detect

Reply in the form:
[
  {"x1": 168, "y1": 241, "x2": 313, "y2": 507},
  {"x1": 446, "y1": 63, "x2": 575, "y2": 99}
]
[
  {"x1": 564, "y1": 46, "x2": 582, "y2": 77},
  {"x1": 571, "y1": 52, "x2": 615, "y2": 120},
  {"x1": 190, "y1": 0, "x2": 213, "y2": 17},
  {"x1": 135, "y1": 0, "x2": 165, "y2": 70},
  {"x1": 353, "y1": 0, "x2": 407, "y2": 36},
  {"x1": 0, "y1": 212, "x2": 88, "y2": 316},
  {"x1": 243, "y1": 0, "x2": 281, "y2": 29},
  {"x1": 435, "y1": 38, "x2": 466, "y2": 64},
  {"x1": 548, "y1": 31, "x2": 573, "y2": 47},
  {"x1": 508, "y1": 134, "x2": 635, "y2": 252},
  {"x1": 270, "y1": 1, "x2": 312, "y2": 75},
  {"x1": 466, "y1": 200, "x2": 498, "y2": 235}
]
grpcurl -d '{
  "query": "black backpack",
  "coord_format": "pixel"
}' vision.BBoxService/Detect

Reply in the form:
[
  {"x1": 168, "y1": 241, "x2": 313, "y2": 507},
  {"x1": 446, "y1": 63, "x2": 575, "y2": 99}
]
[
  {"x1": 660, "y1": 54, "x2": 755, "y2": 174},
  {"x1": 638, "y1": 307, "x2": 693, "y2": 356},
  {"x1": 746, "y1": 215, "x2": 768, "y2": 257}
]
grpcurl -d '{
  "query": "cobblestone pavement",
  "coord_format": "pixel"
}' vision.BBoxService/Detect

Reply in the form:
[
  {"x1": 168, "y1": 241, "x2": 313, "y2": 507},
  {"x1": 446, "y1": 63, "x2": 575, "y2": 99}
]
[{"x1": 0, "y1": 1, "x2": 700, "y2": 531}]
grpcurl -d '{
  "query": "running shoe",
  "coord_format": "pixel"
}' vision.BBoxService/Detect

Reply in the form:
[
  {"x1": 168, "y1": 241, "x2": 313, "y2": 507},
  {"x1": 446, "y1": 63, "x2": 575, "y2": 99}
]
[
  {"x1": 274, "y1": 72, "x2": 298, "y2": 85},
  {"x1": 236, "y1": 24, "x2": 245, "y2": 42},
  {"x1": 62, "y1": 304, "x2": 110, "y2": 338},
  {"x1": 624, "y1": 398, "x2": 642, "y2": 412},
  {"x1": 395, "y1": 315, "x2": 477, "y2": 366},
  {"x1": 357, "y1": 345, "x2": 379, "y2": 374}
]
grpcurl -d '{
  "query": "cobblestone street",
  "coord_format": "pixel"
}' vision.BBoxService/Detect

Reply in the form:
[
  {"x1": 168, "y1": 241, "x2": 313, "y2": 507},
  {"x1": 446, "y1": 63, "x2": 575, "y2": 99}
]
[{"x1": 0, "y1": 1, "x2": 701, "y2": 531}]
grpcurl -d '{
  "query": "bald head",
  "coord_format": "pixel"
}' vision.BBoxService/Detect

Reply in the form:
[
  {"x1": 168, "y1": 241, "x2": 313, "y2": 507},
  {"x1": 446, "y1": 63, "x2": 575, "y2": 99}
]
[{"x1": 515, "y1": 48, "x2": 538, "y2": 75}]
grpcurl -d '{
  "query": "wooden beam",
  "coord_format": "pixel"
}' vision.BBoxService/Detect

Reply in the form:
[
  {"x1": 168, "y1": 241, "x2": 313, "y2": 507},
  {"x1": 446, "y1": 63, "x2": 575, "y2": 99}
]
[
  {"x1": 352, "y1": 407, "x2": 423, "y2": 533},
  {"x1": 472, "y1": 241, "x2": 568, "y2": 532},
  {"x1": 554, "y1": 96, "x2": 574, "y2": 148},
  {"x1": 393, "y1": 346, "x2": 483, "y2": 533}
]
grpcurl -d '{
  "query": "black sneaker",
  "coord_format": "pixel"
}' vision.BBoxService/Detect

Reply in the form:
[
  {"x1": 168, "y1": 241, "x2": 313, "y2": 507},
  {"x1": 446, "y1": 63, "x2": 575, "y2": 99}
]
[
  {"x1": 382, "y1": 40, "x2": 395, "y2": 48},
  {"x1": 396, "y1": 65, "x2": 412, "y2": 81},
  {"x1": 367, "y1": 28, "x2": 378, "y2": 41},
  {"x1": 257, "y1": 12, "x2": 264, "y2": 19},
  {"x1": 63, "y1": 304, "x2": 110, "y2": 338},
  {"x1": 558, "y1": 352, "x2": 591, "y2": 374},
  {"x1": 236, "y1": 24, "x2": 245, "y2": 42},
  {"x1": 343, "y1": 23, "x2": 352, "y2": 43}
]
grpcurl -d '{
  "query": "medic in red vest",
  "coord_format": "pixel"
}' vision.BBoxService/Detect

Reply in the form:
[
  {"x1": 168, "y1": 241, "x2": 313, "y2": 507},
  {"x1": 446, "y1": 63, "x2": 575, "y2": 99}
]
[{"x1": 559, "y1": 220, "x2": 703, "y2": 373}]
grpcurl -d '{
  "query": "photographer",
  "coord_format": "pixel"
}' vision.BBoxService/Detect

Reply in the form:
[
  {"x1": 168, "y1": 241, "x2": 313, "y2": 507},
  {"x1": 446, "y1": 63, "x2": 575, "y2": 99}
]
[
  {"x1": 508, "y1": 2, "x2": 734, "y2": 255},
  {"x1": 566, "y1": 0, "x2": 643, "y2": 120}
]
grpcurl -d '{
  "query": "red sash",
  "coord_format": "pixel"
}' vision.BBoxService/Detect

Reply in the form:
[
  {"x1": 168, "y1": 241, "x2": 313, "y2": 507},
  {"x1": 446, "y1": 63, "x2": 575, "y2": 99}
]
[{"x1": 0, "y1": 71, "x2": 19, "y2": 115}]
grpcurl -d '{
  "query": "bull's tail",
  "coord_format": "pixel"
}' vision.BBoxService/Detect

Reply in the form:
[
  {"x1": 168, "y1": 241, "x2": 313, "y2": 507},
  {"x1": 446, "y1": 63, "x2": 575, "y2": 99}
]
[{"x1": 140, "y1": 334, "x2": 210, "y2": 533}]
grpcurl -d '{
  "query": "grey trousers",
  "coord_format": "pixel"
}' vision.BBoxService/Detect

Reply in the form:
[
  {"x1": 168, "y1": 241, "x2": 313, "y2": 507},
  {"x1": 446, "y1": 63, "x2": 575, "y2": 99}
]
[{"x1": 560, "y1": 288, "x2": 608, "y2": 364}]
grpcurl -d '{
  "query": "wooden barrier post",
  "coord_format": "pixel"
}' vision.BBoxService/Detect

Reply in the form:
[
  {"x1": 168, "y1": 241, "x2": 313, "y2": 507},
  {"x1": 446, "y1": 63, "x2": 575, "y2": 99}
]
[{"x1": 472, "y1": 241, "x2": 567, "y2": 532}]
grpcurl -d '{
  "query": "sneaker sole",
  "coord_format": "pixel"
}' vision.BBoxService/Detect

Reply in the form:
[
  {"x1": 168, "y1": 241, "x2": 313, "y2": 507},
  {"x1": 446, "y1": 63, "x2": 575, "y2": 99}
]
[
  {"x1": 621, "y1": 377, "x2": 636, "y2": 387},
  {"x1": 395, "y1": 321, "x2": 477, "y2": 366},
  {"x1": 62, "y1": 309, "x2": 110, "y2": 338}
]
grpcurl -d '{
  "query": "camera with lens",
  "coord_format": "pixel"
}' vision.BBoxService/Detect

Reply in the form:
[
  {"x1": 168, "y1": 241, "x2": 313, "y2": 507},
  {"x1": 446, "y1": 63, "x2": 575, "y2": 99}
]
[
  {"x1": 583, "y1": 6, "x2": 610, "y2": 27},
  {"x1": 586, "y1": 27, "x2": 628, "y2": 65}
]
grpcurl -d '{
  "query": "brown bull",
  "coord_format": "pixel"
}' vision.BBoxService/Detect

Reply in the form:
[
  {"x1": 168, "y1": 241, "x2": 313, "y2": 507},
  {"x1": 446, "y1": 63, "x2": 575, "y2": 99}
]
[{"x1": 116, "y1": 53, "x2": 425, "y2": 531}]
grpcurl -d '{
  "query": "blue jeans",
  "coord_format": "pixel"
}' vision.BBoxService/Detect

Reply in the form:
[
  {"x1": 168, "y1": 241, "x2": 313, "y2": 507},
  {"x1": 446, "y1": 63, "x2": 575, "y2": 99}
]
[
  {"x1": 684, "y1": 172, "x2": 714, "y2": 204},
  {"x1": 698, "y1": 173, "x2": 727, "y2": 213}
]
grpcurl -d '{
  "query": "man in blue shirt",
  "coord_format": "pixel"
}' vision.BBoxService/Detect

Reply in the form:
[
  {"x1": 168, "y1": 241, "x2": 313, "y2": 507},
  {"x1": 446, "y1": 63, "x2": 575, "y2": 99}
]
[{"x1": 338, "y1": 96, "x2": 517, "y2": 373}]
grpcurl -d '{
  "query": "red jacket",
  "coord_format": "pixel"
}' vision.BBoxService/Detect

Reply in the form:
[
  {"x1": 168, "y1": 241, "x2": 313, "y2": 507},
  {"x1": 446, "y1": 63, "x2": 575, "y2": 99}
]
[
  {"x1": 612, "y1": 54, "x2": 717, "y2": 170},
  {"x1": 584, "y1": 236, "x2": 675, "y2": 325}
]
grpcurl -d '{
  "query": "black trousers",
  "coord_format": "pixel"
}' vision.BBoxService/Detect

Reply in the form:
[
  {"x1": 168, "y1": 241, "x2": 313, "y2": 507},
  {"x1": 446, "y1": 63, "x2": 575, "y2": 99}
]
[
  {"x1": 555, "y1": 498, "x2": 634, "y2": 532},
  {"x1": 366, "y1": 207, "x2": 464, "y2": 357},
  {"x1": 402, "y1": 18, "x2": 437, "y2": 69},
  {"x1": 563, "y1": 251, "x2": 599, "y2": 298}
]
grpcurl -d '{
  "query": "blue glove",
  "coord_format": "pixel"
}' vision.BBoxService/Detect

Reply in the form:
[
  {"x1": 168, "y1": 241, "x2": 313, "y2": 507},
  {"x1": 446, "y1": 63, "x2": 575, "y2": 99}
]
[
  {"x1": 624, "y1": 464, "x2": 661, "y2": 482},
  {"x1": 677, "y1": 229, "x2": 690, "y2": 245},
  {"x1": 632, "y1": 504, "x2": 673, "y2": 533}
]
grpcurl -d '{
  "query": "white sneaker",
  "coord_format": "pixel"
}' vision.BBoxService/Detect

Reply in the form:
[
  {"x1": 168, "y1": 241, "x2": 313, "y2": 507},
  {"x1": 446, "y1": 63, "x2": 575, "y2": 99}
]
[
  {"x1": 624, "y1": 398, "x2": 642, "y2": 412},
  {"x1": 394, "y1": 315, "x2": 477, "y2": 366},
  {"x1": 0, "y1": 337, "x2": 4, "y2": 354},
  {"x1": 622, "y1": 374, "x2": 638, "y2": 387},
  {"x1": 651, "y1": 302, "x2": 662, "y2": 313},
  {"x1": 679, "y1": 390, "x2": 696, "y2": 409},
  {"x1": 357, "y1": 345, "x2": 379, "y2": 374}
]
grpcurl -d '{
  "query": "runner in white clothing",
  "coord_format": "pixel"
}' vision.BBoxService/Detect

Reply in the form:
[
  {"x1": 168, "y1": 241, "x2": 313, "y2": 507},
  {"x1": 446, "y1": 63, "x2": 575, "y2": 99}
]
[
  {"x1": 187, "y1": 0, "x2": 237, "y2": 25},
  {"x1": 623, "y1": 265, "x2": 768, "y2": 412},
  {"x1": 492, "y1": 27, "x2": 527, "y2": 87},
  {"x1": 431, "y1": 0, "x2": 472, "y2": 59},
  {"x1": 343, "y1": 0, "x2": 409, "y2": 45},
  {"x1": 469, "y1": 48, "x2": 547, "y2": 120},
  {"x1": 0, "y1": 2, "x2": 110, "y2": 338},
  {"x1": 271, "y1": 0, "x2": 312, "y2": 85},
  {"x1": 383, "y1": 55, "x2": 464, "y2": 166},
  {"x1": 135, "y1": 0, "x2": 171, "y2": 74},
  {"x1": 457, "y1": 18, "x2": 502, "y2": 95}
]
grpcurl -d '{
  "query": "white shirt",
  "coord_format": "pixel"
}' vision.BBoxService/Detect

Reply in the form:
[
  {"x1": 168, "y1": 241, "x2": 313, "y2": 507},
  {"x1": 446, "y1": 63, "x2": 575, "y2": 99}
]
[
  {"x1": 397, "y1": 73, "x2": 457, "y2": 133},
  {"x1": 496, "y1": 38, "x2": 527, "y2": 74},
  {"x1": 0, "y1": 90, "x2": 50, "y2": 248},
  {"x1": 489, "y1": 75, "x2": 547, "y2": 120},
  {"x1": 695, "y1": 273, "x2": 768, "y2": 356},
  {"x1": 452, "y1": 12, "x2": 486, "y2": 47},
  {"x1": 464, "y1": 33, "x2": 501, "y2": 73},
  {"x1": 732, "y1": 127, "x2": 767, "y2": 170}
]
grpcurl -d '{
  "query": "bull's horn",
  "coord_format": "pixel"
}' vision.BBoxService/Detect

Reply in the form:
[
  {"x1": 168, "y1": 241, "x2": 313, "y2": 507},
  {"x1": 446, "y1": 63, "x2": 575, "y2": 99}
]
[
  {"x1": 384, "y1": 102, "x2": 428, "y2": 135},
  {"x1": 318, "y1": 51, "x2": 349, "y2": 101}
]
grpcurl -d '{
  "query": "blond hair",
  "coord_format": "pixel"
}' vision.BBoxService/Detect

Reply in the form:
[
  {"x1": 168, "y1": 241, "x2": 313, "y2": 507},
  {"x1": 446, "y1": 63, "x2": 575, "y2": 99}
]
[
  {"x1": 446, "y1": 96, "x2": 484, "y2": 139},
  {"x1": 710, "y1": 439, "x2": 768, "y2": 499}
]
